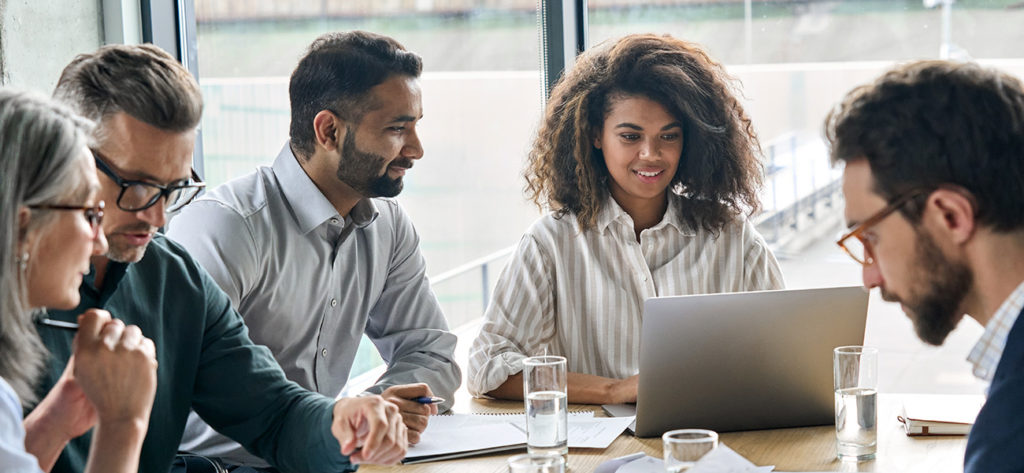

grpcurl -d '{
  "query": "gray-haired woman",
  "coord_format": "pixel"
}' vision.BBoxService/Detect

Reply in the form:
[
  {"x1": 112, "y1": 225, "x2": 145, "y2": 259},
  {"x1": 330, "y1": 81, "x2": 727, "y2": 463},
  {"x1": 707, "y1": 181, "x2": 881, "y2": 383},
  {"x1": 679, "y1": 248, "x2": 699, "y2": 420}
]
[{"x1": 0, "y1": 89, "x2": 157, "y2": 472}]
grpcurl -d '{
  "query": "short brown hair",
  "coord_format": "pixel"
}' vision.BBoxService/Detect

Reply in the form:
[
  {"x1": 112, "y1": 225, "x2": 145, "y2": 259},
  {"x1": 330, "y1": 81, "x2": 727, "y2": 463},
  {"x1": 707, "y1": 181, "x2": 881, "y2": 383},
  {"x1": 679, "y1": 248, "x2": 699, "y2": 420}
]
[
  {"x1": 525, "y1": 34, "x2": 763, "y2": 233},
  {"x1": 826, "y1": 60, "x2": 1024, "y2": 231},
  {"x1": 289, "y1": 31, "x2": 422, "y2": 157},
  {"x1": 54, "y1": 43, "x2": 203, "y2": 133}
]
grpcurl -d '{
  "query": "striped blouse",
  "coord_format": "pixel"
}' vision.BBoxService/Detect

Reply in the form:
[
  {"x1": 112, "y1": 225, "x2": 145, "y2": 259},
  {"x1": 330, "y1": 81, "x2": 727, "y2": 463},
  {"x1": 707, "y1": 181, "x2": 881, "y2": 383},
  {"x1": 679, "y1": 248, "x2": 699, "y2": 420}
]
[{"x1": 467, "y1": 195, "x2": 785, "y2": 396}]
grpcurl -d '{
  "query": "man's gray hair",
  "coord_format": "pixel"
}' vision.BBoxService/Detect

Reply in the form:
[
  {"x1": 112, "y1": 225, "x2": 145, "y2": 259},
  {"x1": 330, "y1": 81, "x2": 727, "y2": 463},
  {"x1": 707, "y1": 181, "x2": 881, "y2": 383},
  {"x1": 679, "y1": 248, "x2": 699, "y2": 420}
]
[
  {"x1": 53, "y1": 43, "x2": 202, "y2": 135},
  {"x1": 0, "y1": 88, "x2": 94, "y2": 404}
]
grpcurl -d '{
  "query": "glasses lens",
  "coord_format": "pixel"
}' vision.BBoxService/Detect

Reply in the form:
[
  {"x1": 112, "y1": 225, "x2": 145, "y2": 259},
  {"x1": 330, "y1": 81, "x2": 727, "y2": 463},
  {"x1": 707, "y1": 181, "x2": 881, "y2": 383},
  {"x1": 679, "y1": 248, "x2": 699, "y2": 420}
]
[
  {"x1": 843, "y1": 235, "x2": 867, "y2": 264},
  {"x1": 166, "y1": 186, "x2": 201, "y2": 213},
  {"x1": 119, "y1": 183, "x2": 163, "y2": 211}
]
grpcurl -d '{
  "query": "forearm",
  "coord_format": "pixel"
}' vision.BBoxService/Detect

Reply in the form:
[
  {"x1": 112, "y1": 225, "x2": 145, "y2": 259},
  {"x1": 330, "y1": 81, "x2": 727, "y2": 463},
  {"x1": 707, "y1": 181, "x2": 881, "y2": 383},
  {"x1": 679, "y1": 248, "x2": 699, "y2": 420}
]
[
  {"x1": 84, "y1": 419, "x2": 147, "y2": 473},
  {"x1": 23, "y1": 411, "x2": 71, "y2": 472},
  {"x1": 487, "y1": 372, "x2": 634, "y2": 405}
]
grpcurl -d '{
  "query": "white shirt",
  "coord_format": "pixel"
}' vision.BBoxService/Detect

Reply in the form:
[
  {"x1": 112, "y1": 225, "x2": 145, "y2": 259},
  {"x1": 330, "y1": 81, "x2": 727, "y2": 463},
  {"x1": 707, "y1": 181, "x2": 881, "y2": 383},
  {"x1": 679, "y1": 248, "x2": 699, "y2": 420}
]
[
  {"x1": 968, "y1": 280, "x2": 1024, "y2": 382},
  {"x1": 168, "y1": 144, "x2": 460, "y2": 466},
  {"x1": 0, "y1": 377, "x2": 44, "y2": 472},
  {"x1": 467, "y1": 196, "x2": 785, "y2": 396}
]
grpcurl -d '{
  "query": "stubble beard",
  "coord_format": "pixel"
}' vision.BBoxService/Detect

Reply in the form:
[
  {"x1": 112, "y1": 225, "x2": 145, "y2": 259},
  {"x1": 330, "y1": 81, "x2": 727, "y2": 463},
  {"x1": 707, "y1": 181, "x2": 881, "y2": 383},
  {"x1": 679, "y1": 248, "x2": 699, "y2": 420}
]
[{"x1": 335, "y1": 127, "x2": 410, "y2": 198}]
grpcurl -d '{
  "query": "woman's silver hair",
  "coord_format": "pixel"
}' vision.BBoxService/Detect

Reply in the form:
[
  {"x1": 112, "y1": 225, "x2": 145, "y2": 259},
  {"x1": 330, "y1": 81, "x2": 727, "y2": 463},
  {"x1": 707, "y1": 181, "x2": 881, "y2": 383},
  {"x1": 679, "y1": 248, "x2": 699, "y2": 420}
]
[{"x1": 0, "y1": 89, "x2": 94, "y2": 404}]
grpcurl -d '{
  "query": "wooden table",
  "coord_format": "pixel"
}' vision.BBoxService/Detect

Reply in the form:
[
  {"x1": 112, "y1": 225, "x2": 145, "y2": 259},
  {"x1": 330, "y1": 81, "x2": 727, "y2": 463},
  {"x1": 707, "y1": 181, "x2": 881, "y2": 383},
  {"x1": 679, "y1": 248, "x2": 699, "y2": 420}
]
[{"x1": 361, "y1": 393, "x2": 967, "y2": 473}]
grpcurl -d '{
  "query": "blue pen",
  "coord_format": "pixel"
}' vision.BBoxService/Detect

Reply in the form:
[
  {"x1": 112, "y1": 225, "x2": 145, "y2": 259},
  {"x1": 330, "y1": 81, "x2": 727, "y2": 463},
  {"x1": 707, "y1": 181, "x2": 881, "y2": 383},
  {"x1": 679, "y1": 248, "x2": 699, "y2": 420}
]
[{"x1": 414, "y1": 396, "x2": 445, "y2": 404}]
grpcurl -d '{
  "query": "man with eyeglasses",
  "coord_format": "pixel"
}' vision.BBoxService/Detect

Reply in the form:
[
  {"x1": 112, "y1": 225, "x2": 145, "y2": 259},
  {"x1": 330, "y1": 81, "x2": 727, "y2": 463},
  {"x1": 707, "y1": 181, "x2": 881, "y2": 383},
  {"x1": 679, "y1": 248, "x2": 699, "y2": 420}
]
[
  {"x1": 827, "y1": 60, "x2": 1024, "y2": 473},
  {"x1": 23, "y1": 44, "x2": 407, "y2": 473},
  {"x1": 166, "y1": 31, "x2": 460, "y2": 470}
]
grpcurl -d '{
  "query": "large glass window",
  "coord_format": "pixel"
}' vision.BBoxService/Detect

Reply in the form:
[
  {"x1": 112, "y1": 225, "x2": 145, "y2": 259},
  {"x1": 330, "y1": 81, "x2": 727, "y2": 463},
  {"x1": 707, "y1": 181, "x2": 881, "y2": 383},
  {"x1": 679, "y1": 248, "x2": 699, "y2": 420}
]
[
  {"x1": 193, "y1": 1, "x2": 544, "y2": 387},
  {"x1": 587, "y1": 0, "x2": 1024, "y2": 394}
]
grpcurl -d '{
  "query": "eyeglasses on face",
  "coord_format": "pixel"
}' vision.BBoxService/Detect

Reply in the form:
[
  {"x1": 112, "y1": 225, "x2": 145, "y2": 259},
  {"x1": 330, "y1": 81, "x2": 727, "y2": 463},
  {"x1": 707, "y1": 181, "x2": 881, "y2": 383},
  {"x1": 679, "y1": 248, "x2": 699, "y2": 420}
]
[
  {"x1": 92, "y1": 150, "x2": 205, "y2": 213},
  {"x1": 835, "y1": 188, "x2": 932, "y2": 266},
  {"x1": 29, "y1": 201, "x2": 105, "y2": 238}
]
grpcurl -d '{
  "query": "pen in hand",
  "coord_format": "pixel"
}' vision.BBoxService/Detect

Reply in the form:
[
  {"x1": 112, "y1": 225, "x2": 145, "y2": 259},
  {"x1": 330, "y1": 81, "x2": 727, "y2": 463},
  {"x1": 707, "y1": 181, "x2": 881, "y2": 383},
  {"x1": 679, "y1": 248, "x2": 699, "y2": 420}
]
[
  {"x1": 36, "y1": 317, "x2": 79, "y2": 332},
  {"x1": 414, "y1": 396, "x2": 445, "y2": 405}
]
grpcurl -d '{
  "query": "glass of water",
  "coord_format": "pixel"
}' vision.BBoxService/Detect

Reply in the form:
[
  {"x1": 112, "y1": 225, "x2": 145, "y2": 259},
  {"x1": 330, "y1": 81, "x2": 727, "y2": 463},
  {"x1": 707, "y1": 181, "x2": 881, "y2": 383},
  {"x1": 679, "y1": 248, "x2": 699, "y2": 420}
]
[
  {"x1": 834, "y1": 345, "x2": 878, "y2": 461},
  {"x1": 507, "y1": 452, "x2": 566, "y2": 473},
  {"x1": 523, "y1": 355, "x2": 568, "y2": 457},
  {"x1": 662, "y1": 429, "x2": 718, "y2": 472}
]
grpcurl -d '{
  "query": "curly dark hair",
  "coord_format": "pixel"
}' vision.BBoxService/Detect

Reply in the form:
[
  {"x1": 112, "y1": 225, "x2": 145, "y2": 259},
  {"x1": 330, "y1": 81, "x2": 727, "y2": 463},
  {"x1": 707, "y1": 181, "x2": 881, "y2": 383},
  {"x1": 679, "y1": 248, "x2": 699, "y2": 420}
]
[
  {"x1": 826, "y1": 60, "x2": 1024, "y2": 231},
  {"x1": 525, "y1": 33, "x2": 763, "y2": 233}
]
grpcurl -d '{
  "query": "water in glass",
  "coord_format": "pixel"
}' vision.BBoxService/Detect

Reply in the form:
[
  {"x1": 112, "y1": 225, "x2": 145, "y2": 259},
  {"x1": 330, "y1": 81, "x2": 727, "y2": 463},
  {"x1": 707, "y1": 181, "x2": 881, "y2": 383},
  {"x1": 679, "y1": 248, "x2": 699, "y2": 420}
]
[
  {"x1": 835, "y1": 387, "x2": 877, "y2": 460},
  {"x1": 526, "y1": 390, "x2": 568, "y2": 455}
]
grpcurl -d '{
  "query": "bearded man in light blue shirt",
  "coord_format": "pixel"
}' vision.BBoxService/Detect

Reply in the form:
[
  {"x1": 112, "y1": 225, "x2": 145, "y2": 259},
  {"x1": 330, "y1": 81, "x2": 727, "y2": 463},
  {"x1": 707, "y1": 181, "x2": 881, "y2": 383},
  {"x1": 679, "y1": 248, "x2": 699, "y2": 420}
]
[{"x1": 167, "y1": 31, "x2": 461, "y2": 469}]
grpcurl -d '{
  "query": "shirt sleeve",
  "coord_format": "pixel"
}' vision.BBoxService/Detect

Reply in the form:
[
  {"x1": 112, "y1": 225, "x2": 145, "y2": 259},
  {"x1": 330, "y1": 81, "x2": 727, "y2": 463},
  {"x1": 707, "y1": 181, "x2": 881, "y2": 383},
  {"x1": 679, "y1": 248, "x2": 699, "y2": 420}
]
[
  {"x1": 0, "y1": 380, "x2": 44, "y2": 473},
  {"x1": 361, "y1": 203, "x2": 461, "y2": 412},
  {"x1": 741, "y1": 220, "x2": 786, "y2": 291},
  {"x1": 182, "y1": 251, "x2": 353, "y2": 473},
  {"x1": 166, "y1": 199, "x2": 259, "y2": 309},
  {"x1": 467, "y1": 233, "x2": 556, "y2": 397}
]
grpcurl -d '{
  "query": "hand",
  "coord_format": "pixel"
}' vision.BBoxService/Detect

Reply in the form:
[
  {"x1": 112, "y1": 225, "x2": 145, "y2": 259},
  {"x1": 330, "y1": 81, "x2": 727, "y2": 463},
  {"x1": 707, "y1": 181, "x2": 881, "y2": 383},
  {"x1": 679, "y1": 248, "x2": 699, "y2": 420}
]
[
  {"x1": 38, "y1": 356, "x2": 98, "y2": 439},
  {"x1": 22, "y1": 355, "x2": 99, "y2": 470},
  {"x1": 72, "y1": 309, "x2": 158, "y2": 428},
  {"x1": 380, "y1": 383, "x2": 437, "y2": 444},
  {"x1": 331, "y1": 395, "x2": 407, "y2": 465},
  {"x1": 608, "y1": 375, "x2": 639, "y2": 404}
]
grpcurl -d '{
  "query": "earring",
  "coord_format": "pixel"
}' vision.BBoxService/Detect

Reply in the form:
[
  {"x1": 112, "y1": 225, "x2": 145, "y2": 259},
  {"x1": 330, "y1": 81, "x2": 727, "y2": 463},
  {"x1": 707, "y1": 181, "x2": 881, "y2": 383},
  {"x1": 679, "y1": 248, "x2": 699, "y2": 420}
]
[{"x1": 15, "y1": 252, "x2": 28, "y2": 271}]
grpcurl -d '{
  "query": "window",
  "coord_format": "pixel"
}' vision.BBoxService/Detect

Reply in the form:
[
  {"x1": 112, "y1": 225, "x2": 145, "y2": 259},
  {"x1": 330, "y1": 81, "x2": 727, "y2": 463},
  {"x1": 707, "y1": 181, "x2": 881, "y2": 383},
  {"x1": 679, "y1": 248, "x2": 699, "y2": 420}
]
[{"x1": 192, "y1": 1, "x2": 545, "y2": 386}]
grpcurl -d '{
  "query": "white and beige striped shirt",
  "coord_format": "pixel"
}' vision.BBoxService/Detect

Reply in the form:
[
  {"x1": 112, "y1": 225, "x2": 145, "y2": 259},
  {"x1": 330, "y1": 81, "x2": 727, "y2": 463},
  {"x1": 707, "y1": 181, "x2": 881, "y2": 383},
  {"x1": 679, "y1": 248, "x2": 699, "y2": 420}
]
[{"x1": 467, "y1": 196, "x2": 785, "y2": 396}]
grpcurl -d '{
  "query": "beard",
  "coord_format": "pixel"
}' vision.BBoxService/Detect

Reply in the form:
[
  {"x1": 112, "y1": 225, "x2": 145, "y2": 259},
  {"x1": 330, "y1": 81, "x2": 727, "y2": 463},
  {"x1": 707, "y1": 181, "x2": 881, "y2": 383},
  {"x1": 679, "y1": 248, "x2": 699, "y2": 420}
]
[
  {"x1": 105, "y1": 223, "x2": 156, "y2": 263},
  {"x1": 881, "y1": 228, "x2": 972, "y2": 346},
  {"x1": 335, "y1": 128, "x2": 411, "y2": 198}
]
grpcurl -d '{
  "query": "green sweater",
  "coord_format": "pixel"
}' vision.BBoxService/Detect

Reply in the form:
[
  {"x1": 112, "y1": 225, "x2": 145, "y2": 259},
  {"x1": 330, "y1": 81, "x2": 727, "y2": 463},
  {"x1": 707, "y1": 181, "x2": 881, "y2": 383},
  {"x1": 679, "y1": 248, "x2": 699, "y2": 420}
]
[{"x1": 31, "y1": 234, "x2": 355, "y2": 473}]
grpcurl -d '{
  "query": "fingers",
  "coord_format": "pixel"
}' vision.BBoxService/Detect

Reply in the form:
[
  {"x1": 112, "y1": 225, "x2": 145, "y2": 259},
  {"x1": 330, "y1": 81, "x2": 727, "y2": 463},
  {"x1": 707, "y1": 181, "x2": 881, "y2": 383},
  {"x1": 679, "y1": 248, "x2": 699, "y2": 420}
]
[
  {"x1": 381, "y1": 383, "x2": 434, "y2": 429},
  {"x1": 382, "y1": 383, "x2": 432, "y2": 399},
  {"x1": 333, "y1": 396, "x2": 408, "y2": 465},
  {"x1": 359, "y1": 399, "x2": 395, "y2": 460}
]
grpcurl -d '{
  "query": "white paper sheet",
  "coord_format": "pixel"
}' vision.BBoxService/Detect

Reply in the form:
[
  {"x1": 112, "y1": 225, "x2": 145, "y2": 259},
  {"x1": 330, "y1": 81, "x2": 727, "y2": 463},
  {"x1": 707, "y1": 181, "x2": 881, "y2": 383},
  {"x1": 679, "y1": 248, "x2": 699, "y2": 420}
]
[
  {"x1": 405, "y1": 412, "x2": 624, "y2": 462},
  {"x1": 507, "y1": 413, "x2": 634, "y2": 448},
  {"x1": 595, "y1": 444, "x2": 775, "y2": 473},
  {"x1": 406, "y1": 415, "x2": 525, "y2": 460}
]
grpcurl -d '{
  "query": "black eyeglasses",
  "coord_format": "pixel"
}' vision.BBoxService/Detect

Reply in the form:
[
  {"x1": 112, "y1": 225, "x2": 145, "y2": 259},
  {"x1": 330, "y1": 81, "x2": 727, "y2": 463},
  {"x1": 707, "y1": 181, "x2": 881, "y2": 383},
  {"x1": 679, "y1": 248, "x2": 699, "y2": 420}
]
[
  {"x1": 836, "y1": 188, "x2": 931, "y2": 266},
  {"x1": 29, "y1": 201, "x2": 105, "y2": 238},
  {"x1": 93, "y1": 150, "x2": 205, "y2": 213}
]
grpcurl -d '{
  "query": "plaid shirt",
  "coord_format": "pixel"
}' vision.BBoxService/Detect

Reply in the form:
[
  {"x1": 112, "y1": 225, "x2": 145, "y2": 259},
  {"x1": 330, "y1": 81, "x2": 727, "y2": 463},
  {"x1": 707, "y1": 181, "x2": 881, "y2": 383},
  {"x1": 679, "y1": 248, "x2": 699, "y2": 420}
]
[{"x1": 967, "y1": 280, "x2": 1024, "y2": 382}]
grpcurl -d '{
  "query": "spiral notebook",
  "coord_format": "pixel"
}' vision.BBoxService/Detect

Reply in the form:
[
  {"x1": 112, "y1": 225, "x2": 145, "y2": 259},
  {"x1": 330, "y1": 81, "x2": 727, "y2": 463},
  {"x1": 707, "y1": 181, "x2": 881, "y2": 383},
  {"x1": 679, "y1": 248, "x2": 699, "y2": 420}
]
[{"x1": 403, "y1": 412, "x2": 635, "y2": 464}]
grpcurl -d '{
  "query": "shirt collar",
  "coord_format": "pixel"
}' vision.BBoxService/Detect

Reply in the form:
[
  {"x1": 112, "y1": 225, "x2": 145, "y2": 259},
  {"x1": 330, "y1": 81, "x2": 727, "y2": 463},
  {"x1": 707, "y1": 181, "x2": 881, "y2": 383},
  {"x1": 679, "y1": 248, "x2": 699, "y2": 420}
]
[
  {"x1": 595, "y1": 194, "x2": 696, "y2": 236},
  {"x1": 272, "y1": 144, "x2": 378, "y2": 233},
  {"x1": 967, "y1": 279, "x2": 1024, "y2": 382}
]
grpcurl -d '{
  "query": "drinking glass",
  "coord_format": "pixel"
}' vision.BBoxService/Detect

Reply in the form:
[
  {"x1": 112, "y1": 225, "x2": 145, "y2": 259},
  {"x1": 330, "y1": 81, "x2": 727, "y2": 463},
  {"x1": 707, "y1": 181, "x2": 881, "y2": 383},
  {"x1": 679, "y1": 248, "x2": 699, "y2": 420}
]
[
  {"x1": 507, "y1": 452, "x2": 566, "y2": 473},
  {"x1": 523, "y1": 355, "x2": 568, "y2": 456},
  {"x1": 834, "y1": 345, "x2": 878, "y2": 461},
  {"x1": 662, "y1": 429, "x2": 718, "y2": 472}
]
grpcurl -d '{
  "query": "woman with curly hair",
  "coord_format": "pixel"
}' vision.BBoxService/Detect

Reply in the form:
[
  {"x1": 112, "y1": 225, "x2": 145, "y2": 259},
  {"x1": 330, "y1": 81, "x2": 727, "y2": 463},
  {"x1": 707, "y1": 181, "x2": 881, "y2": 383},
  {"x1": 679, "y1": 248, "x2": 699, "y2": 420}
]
[{"x1": 468, "y1": 34, "x2": 785, "y2": 404}]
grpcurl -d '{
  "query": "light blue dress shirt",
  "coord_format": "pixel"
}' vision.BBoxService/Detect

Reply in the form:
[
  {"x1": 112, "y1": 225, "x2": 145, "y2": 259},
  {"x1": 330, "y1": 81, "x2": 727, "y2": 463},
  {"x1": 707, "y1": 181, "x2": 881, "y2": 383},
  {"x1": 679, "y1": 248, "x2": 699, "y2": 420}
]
[
  {"x1": 0, "y1": 377, "x2": 44, "y2": 472},
  {"x1": 168, "y1": 144, "x2": 460, "y2": 466}
]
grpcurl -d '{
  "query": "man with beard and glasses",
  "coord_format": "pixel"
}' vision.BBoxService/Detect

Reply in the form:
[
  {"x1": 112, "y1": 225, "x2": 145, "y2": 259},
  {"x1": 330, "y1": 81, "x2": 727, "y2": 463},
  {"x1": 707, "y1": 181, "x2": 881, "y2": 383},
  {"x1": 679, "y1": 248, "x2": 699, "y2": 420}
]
[
  {"x1": 826, "y1": 60, "x2": 1024, "y2": 472},
  {"x1": 24, "y1": 44, "x2": 408, "y2": 473},
  {"x1": 167, "y1": 31, "x2": 460, "y2": 470}
]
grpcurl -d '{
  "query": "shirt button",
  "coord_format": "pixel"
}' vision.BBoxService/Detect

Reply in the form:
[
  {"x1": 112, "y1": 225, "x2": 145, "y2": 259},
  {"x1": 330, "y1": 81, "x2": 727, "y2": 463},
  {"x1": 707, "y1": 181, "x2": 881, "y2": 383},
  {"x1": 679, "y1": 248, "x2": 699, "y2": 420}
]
[
  {"x1": 330, "y1": 298, "x2": 338, "y2": 307},
  {"x1": 321, "y1": 348, "x2": 328, "y2": 357},
  {"x1": 330, "y1": 218, "x2": 340, "y2": 225},
  {"x1": 641, "y1": 275, "x2": 649, "y2": 282}
]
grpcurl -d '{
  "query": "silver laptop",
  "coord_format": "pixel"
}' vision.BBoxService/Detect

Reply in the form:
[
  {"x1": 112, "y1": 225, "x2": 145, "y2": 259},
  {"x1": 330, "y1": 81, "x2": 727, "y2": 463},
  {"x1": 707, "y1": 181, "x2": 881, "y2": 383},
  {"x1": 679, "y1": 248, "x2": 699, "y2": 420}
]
[{"x1": 627, "y1": 286, "x2": 869, "y2": 437}]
